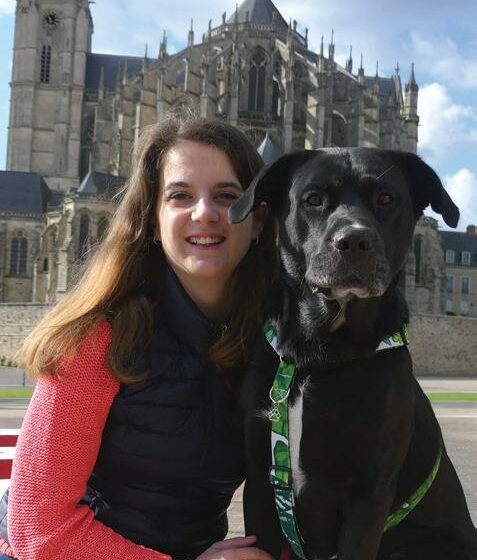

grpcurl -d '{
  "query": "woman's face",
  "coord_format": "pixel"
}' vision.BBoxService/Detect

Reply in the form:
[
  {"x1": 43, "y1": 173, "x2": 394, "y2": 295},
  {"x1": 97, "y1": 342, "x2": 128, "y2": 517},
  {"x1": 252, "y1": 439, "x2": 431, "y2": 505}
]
[{"x1": 156, "y1": 140, "x2": 262, "y2": 296}]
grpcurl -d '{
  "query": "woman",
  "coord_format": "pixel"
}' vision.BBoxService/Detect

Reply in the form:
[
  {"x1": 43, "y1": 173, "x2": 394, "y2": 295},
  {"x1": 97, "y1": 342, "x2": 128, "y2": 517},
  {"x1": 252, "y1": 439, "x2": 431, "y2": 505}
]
[{"x1": 0, "y1": 116, "x2": 277, "y2": 560}]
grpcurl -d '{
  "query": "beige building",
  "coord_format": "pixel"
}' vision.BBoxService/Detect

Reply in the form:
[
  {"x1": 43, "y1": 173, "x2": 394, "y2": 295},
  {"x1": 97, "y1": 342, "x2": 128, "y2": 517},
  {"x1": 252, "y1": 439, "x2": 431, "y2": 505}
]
[
  {"x1": 440, "y1": 225, "x2": 477, "y2": 318},
  {"x1": 2, "y1": 0, "x2": 425, "y2": 303}
]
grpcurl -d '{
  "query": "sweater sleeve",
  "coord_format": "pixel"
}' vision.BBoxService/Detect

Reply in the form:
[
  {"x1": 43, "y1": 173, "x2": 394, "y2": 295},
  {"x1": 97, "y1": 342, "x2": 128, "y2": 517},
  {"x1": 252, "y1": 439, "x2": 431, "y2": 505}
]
[{"x1": 7, "y1": 321, "x2": 171, "y2": 560}]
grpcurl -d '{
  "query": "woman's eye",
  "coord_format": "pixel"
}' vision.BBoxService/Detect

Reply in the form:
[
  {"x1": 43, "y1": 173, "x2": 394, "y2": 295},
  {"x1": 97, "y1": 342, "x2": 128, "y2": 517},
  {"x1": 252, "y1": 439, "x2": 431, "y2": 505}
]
[
  {"x1": 168, "y1": 192, "x2": 191, "y2": 200},
  {"x1": 217, "y1": 192, "x2": 240, "y2": 202},
  {"x1": 376, "y1": 192, "x2": 394, "y2": 206},
  {"x1": 306, "y1": 194, "x2": 323, "y2": 206}
]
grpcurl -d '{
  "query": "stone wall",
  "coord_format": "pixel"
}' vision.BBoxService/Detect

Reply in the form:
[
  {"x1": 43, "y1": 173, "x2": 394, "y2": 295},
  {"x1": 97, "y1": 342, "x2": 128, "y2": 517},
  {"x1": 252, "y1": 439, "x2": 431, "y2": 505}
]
[
  {"x1": 409, "y1": 313, "x2": 477, "y2": 376},
  {"x1": 0, "y1": 304, "x2": 50, "y2": 362},
  {"x1": 0, "y1": 305, "x2": 475, "y2": 376}
]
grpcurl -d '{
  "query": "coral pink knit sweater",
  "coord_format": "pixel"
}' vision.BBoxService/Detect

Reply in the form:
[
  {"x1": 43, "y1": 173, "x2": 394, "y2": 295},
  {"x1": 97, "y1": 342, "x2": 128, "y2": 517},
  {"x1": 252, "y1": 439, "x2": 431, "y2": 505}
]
[{"x1": 0, "y1": 321, "x2": 171, "y2": 560}]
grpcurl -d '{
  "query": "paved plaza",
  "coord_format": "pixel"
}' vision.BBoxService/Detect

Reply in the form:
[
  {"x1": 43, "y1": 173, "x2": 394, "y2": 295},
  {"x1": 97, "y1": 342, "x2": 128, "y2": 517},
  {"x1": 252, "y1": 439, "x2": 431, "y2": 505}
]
[{"x1": 0, "y1": 371, "x2": 476, "y2": 536}]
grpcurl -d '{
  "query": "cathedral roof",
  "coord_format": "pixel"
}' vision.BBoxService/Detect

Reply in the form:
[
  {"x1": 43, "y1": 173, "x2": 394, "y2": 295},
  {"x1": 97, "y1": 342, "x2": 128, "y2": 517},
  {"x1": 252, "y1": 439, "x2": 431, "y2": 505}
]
[
  {"x1": 227, "y1": 0, "x2": 288, "y2": 34},
  {"x1": 0, "y1": 171, "x2": 51, "y2": 216},
  {"x1": 85, "y1": 53, "x2": 151, "y2": 92},
  {"x1": 364, "y1": 76, "x2": 394, "y2": 98},
  {"x1": 258, "y1": 133, "x2": 282, "y2": 165},
  {"x1": 78, "y1": 171, "x2": 126, "y2": 198}
]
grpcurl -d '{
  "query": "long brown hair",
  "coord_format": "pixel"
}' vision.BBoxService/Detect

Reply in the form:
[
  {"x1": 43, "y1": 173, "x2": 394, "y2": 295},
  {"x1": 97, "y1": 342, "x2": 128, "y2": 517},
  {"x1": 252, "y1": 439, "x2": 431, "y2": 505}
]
[{"x1": 21, "y1": 116, "x2": 277, "y2": 382}]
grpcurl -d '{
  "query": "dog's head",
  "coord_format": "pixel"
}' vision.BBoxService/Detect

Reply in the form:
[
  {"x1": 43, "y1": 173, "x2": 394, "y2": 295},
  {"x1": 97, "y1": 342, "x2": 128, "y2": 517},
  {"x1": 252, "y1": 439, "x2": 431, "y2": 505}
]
[{"x1": 230, "y1": 148, "x2": 459, "y2": 301}]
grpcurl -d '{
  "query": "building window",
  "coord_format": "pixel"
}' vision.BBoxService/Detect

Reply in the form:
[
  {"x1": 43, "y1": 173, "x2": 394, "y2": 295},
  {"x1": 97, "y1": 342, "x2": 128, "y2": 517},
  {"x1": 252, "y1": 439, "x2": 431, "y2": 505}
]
[
  {"x1": 9, "y1": 232, "x2": 28, "y2": 276},
  {"x1": 461, "y1": 277, "x2": 470, "y2": 295},
  {"x1": 97, "y1": 216, "x2": 109, "y2": 241},
  {"x1": 40, "y1": 45, "x2": 52, "y2": 83},
  {"x1": 446, "y1": 275, "x2": 454, "y2": 293},
  {"x1": 460, "y1": 300, "x2": 469, "y2": 316},
  {"x1": 77, "y1": 214, "x2": 90, "y2": 259},
  {"x1": 445, "y1": 299, "x2": 453, "y2": 314},
  {"x1": 445, "y1": 249, "x2": 455, "y2": 264},
  {"x1": 461, "y1": 251, "x2": 471, "y2": 265},
  {"x1": 248, "y1": 52, "x2": 266, "y2": 112},
  {"x1": 414, "y1": 236, "x2": 422, "y2": 284}
]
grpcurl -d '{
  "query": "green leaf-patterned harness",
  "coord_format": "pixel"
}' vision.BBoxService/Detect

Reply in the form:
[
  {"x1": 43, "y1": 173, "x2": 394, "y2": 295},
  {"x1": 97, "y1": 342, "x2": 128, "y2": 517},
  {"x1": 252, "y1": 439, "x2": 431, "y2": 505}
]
[{"x1": 264, "y1": 320, "x2": 441, "y2": 560}]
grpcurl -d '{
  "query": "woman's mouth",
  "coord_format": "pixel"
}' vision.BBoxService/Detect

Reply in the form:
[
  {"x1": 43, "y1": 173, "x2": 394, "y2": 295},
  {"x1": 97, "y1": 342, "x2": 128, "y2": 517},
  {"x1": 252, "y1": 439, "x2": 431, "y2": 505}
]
[{"x1": 186, "y1": 235, "x2": 226, "y2": 246}]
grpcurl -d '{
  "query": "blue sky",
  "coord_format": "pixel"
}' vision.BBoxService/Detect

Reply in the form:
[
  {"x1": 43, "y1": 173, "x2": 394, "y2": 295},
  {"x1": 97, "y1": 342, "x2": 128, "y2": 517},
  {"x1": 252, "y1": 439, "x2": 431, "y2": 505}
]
[{"x1": 0, "y1": 0, "x2": 476, "y2": 230}]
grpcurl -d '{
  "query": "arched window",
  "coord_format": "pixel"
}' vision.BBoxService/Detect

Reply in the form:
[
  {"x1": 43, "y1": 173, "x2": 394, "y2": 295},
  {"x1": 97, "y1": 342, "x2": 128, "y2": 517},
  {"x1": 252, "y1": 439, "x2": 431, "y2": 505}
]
[
  {"x1": 40, "y1": 45, "x2": 52, "y2": 83},
  {"x1": 97, "y1": 216, "x2": 109, "y2": 241},
  {"x1": 10, "y1": 231, "x2": 28, "y2": 276},
  {"x1": 77, "y1": 214, "x2": 90, "y2": 259},
  {"x1": 248, "y1": 52, "x2": 266, "y2": 112}
]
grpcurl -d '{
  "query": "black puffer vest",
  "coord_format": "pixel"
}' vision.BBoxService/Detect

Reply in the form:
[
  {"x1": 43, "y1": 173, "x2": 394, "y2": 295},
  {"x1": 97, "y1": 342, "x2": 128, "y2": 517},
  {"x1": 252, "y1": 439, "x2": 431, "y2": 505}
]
[
  {"x1": 88, "y1": 265, "x2": 246, "y2": 559},
  {"x1": 0, "y1": 264, "x2": 246, "y2": 560}
]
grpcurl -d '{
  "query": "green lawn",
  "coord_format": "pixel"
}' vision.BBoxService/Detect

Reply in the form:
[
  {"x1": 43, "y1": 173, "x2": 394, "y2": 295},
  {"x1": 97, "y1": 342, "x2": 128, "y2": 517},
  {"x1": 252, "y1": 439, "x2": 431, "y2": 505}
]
[
  {"x1": 0, "y1": 387, "x2": 34, "y2": 399},
  {"x1": 0, "y1": 387, "x2": 476, "y2": 402},
  {"x1": 426, "y1": 392, "x2": 477, "y2": 403}
]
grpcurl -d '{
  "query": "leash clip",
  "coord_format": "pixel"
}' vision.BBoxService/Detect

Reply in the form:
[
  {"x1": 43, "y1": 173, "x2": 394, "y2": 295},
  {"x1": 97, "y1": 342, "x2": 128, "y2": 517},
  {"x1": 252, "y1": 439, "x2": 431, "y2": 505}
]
[{"x1": 269, "y1": 386, "x2": 290, "y2": 404}]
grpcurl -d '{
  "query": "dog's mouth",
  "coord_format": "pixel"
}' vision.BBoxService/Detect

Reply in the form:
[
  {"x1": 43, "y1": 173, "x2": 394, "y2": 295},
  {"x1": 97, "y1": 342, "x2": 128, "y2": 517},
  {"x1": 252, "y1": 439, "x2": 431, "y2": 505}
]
[{"x1": 310, "y1": 274, "x2": 376, "y2": 300}]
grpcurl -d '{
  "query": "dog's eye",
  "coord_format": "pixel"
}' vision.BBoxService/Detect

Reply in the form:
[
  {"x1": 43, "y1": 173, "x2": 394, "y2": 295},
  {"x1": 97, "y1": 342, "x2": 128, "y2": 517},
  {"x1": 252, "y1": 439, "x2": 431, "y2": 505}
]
[
  {"x1": 376, "y1": 192, "x2": 394, "y2": 206},
  {"x1": 306, "y1": 194, "x2": 323, "y2": 206}
]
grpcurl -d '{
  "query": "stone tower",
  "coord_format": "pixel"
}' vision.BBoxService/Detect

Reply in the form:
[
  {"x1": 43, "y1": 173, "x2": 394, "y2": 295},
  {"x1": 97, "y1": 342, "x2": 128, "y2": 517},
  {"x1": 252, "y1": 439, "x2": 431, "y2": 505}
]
[{"x1": 6, "y1": 0, "x2": 93, "y2": 193}]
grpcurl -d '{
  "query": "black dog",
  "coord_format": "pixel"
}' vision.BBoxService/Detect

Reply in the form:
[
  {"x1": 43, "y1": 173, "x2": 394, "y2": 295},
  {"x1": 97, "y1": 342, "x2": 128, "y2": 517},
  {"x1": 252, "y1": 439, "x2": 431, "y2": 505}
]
[{"x1": 230, "y1": 148, "x2": 477, "y2": 560}]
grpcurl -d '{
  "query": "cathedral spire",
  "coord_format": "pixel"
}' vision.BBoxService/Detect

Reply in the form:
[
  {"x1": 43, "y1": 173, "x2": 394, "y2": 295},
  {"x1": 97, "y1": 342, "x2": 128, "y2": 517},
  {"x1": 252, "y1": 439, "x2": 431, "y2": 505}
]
[
  {"x1": 346, "y1": 45, "x2": 353, "y2": 73},
  {"x1": 358, "y1": 53, "x2": 364, "y2": 84},
  {"x1": 188, "y1": 18, "x2": 194, "y2": 47},
  {"x1": 328, "y1": 29, "x2": 335, "y2": 62},
  {"x1": 159, "y1": 30, "x2": 167, "y2": 59},
  {"x1": 406, "y1": 62, "x2": 418, "y2": 92}
]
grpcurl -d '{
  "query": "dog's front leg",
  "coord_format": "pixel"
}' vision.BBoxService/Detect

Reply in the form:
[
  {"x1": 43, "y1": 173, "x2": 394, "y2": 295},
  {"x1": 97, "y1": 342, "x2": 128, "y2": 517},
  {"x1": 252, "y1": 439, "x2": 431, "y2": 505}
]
[
  {"x1": 337, "y1": 485, "x2": 394, "y2": 560},
  {"x1": 243, "y1": 477, "x2": 286, "y2": 559}
]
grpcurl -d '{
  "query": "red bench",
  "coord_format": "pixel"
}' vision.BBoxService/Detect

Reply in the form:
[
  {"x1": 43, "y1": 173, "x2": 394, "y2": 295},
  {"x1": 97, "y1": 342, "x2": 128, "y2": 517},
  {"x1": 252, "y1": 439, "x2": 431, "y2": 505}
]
[{"x1": 0, "y1": 429, "x2": 19, "y2": 494}]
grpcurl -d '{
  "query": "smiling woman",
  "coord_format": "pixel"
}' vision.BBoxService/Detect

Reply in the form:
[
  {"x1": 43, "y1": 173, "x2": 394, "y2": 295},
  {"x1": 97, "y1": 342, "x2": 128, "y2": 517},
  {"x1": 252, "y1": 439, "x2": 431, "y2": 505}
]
[
  {"x1": 0, "y1": 116, "x2": 277, "y2": 560},
  {"x1": 156, "y1": 140, "x2": 264, "y2": 319}
]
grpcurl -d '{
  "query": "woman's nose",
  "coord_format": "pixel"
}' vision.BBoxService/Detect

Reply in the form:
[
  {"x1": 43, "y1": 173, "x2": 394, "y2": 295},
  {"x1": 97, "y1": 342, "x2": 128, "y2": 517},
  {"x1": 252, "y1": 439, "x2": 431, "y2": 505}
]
[{"x1": 191, "y1": 197, "x2": 219, "y2": 222}]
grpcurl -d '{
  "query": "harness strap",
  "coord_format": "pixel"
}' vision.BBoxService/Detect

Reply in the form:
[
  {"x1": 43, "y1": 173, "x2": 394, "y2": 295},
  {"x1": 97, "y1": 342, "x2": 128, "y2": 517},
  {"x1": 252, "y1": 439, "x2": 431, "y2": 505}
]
[{"x1": 265, "y1": 320, "x2": 440, "y2": 560}]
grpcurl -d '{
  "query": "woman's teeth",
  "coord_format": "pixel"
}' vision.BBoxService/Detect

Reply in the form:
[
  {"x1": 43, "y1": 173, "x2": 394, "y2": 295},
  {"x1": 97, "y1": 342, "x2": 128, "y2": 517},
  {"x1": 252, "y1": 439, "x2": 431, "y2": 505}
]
[{"x1": 188, "y1": 237, "x2": 223, "y2": 245}]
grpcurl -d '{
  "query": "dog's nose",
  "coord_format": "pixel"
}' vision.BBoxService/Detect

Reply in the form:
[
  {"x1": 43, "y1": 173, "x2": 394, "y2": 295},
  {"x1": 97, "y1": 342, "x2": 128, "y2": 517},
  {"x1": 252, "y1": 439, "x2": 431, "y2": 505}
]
[{"x1": 333, "y1": 227, "x2": 376, "y2": 253}]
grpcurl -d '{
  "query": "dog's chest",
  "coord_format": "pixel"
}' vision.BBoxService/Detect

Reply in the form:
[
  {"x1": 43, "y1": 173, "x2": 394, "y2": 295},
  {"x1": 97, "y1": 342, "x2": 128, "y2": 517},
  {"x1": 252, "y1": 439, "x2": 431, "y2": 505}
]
[{"x1": 284, "y1": 372, "x2": 393, "y2": 498}]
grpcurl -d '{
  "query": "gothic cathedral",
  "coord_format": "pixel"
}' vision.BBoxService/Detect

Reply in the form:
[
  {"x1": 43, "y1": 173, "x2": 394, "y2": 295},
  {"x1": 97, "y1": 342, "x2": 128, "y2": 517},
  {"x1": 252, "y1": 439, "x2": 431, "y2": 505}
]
[{"x1": 2, "y1": 0, "x2": 442, "y2": 310}]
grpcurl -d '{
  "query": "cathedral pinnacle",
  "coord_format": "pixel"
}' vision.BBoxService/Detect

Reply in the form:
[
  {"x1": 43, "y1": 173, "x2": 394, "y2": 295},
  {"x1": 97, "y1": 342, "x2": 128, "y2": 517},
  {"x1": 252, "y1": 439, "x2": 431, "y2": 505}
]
[
  {"x1": 188, "y1": 19, "x2": 194, "y2": 47},
  {"x1": 406, "y1": 62, "x2": 418, "y2": 92},
  {"x1": 328, "y1": 29, "x2": 335, "y2": 61},
  {"x1": 159, "y1": 30, "x2": 167, "y2": 59},
  {"x1": 346, "y1": 45, "x2": 353, "y2": 73}
]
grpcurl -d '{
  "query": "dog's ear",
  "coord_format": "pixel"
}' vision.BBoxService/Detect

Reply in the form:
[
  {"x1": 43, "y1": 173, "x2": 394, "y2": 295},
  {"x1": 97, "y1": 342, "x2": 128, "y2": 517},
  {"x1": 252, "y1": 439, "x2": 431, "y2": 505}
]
[
  {"x1": 230, "y1": 150, "x2": 317, "y2": 223},
  {"x1": 394, "y1": 152, "x2": 459, "y2": 228}
]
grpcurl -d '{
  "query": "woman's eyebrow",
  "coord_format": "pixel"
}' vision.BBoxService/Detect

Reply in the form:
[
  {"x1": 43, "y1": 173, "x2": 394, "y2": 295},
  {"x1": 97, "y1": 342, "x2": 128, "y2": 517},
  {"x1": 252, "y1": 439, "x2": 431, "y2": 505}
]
[
  {"x1": 164, "y1": 181, "x2": 243, "y2": 191},
  {"x1": 164, "y1": 181, "x2": 189, "y2": 190},
  {"x1": 216, "y1": 181, "x2": 243, "y2": 191}
]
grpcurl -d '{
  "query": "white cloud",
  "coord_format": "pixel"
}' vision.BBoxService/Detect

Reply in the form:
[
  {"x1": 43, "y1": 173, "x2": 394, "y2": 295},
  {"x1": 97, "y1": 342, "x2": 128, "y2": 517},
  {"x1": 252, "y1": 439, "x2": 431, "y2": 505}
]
[
  {"x1": 418, "y1": 83, "x2": 477, "y2": 165},
  {"x1": 426, "y1": 168, "x2": 477, "y2": 230},
  {"x1": 411, "y1": 32, "x2": 477, "y2": 89},
  {"x1": 0, "y1": 0, "x2": 14, "y2": 17}
]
